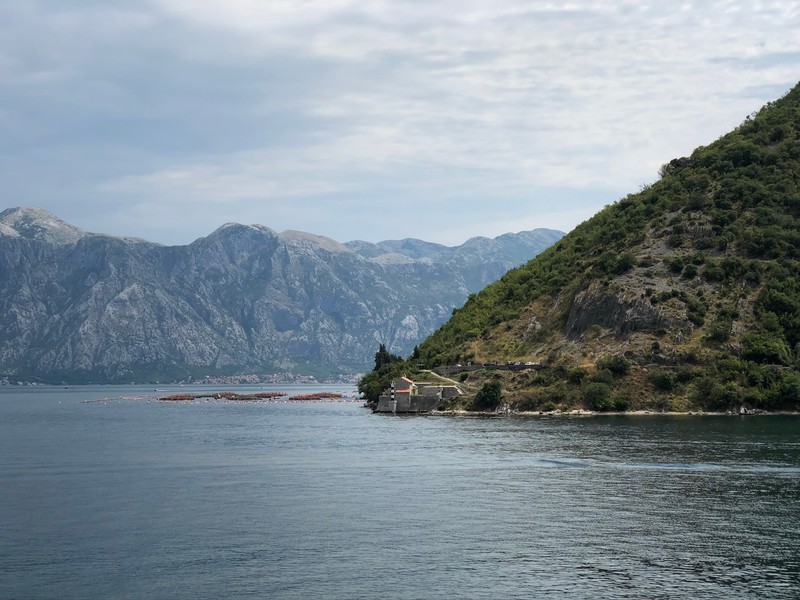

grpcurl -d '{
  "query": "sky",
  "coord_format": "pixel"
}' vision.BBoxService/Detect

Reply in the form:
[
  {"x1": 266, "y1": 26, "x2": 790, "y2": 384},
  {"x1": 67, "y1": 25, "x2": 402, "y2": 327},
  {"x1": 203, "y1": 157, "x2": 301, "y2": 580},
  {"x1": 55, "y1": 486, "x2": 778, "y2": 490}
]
[{"x1": 1, "y1": 1, "x2": 799, "y2": 246}]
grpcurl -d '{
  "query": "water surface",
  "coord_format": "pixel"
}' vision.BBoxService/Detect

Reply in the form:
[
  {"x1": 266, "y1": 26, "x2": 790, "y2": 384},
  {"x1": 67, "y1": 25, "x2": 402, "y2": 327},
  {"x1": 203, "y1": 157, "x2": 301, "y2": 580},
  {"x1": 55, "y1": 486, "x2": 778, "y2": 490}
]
[{"x1": 1, "y1": 385, "x2": 798, "y2": 598}]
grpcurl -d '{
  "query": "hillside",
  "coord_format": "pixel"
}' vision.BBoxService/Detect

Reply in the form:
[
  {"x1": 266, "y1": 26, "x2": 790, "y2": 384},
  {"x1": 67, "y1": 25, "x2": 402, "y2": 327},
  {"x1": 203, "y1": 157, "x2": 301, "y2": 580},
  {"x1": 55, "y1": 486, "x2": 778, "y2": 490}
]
[
  {"x1": 370, "y1": 82, "x2": 800, "y2": 412},
  {"x1": 0, "y1": 208, "x2": 562, "y2": 384}
]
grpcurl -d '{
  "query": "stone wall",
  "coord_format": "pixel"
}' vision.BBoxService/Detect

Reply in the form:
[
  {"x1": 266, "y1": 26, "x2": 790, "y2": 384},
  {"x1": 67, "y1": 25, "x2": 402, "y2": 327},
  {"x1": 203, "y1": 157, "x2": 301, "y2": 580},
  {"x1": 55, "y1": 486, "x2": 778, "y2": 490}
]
[{"x1": 375, "y1": 394, "x2": 440, "y2": 413}]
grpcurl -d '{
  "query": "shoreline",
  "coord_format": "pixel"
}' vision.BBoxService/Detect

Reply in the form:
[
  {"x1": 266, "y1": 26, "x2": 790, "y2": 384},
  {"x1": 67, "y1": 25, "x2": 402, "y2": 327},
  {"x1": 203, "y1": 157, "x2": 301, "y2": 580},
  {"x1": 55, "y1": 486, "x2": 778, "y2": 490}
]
[{"x1": 426, "y1": 408, "x2": 800, "y2": 417}]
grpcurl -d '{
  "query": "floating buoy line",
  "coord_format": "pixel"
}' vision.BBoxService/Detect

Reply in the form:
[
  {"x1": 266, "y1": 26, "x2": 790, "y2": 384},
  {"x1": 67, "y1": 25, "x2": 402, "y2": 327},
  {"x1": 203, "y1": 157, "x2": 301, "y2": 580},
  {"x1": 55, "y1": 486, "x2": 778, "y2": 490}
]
[{"x1": 83, "y1": 391, "x2": 358, "y2": 404}]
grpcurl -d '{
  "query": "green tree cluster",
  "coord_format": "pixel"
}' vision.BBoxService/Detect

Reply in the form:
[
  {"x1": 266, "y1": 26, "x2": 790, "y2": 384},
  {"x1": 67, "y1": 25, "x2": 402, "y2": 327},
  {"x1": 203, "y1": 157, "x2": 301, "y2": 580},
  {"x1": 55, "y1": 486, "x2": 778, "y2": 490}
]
[
  {"x1": 473, "y1": 382, "x2": 502, "y2": 410},
  {"x1": 357, "y1": 344, "x2": 406, "y2": 404}
]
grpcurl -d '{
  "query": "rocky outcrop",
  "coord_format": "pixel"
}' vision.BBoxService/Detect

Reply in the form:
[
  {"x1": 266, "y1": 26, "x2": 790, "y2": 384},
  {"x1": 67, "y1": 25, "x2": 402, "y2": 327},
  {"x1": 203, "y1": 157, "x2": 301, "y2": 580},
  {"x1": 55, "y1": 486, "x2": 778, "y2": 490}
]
[
  {"x1": 0, "y1": 207, "x2": 562, "y2": 382},
  {"x1": 564, "y1": 280, "x2": 689, "y2": 340}
]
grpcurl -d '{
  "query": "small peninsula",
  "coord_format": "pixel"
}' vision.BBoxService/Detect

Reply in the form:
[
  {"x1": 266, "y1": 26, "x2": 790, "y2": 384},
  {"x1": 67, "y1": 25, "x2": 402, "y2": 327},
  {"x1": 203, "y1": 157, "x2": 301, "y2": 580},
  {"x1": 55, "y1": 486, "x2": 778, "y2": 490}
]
[{"x1": 360, "y1": 82, "x2": 800, "y2": 415}]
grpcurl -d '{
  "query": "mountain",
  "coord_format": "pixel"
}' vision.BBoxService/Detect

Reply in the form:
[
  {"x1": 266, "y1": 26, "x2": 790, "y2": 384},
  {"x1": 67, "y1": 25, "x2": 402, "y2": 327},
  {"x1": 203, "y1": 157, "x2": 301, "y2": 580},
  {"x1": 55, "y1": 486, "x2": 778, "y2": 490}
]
[
  {"x1": 0, "y1": 208, "x2": 563, "y2": 383},
  {"x1": 405, "y1": 82, "x2": 800, "y2": 413},
  {"x1": 346, "y1": 229, "x2": 564, "y2": 290},
  {"x1": 346, "y1": 229, "x2": 563, "y2": 264}
]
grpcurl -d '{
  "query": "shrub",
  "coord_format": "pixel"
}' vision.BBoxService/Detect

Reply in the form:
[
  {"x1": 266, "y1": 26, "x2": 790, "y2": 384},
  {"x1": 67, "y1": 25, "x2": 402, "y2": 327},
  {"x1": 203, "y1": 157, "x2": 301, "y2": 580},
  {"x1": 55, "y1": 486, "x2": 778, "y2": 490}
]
[
  {"x1": 567, "y1": 367, "x2": 588, "y2": 384},
  {"x1": 703, "y1": 265, "x2": 725, "y2": 282},
  {"x1": 742, "y1": 334, "x2": 792, "y2": 365},
  {"x1": 682, "y1": 264, "x2": 698, "y2": 279},
  {"x1": 687, "y1": 311, "x2": 705, "y2": 326},
  {"x1": 779, "y1": 373, "x2": 800, "y2": 405},
  {"x1": 599, "y1": 355, "x2": 631, "y2": 377},
  {"x1": 692, "y1": 377, "x2": 740, "y2": 409},
  {"x1": 543, "y1": 381, "x2": 573, "y2": 405},
  {"x1": 676, "y1": 366, "x2": 700, "y2": 383},
  {"x1": 613, "y1": 393, "x2": 631, "y2": 411},
  {"x1": 653, "y1": 394, "x2": 671, "y2": 412},
  {"x1": 694, "y1": 237, "x2": 715, "y2": 250},
  {"x1": 473, "y1": 382, "x2": 502, "y2": 410},
  {"x1": 649, "y1": 370, "x2": 676, "y2": 391},
  {"x1": 667, "y1": 256, "x2": 684, "y2": 273},
  {"x1": 592, "y1": 368, "x2": 614, "y2": 384},
  {"x1": 516, "y1": 391, "x2": 543, "y2": 411},
  {"x1": 615, "y1": 252, "x2": 636, "y2": 274},
  {"x1": 585, "y1": 382, "x2": 612, "y2": 410},
  {"x1": 668, "y1": 233, "x2": 685, "y2": 247},
  {"x1": 707, "y1": 320, "x2": 732, "y2": 342}
]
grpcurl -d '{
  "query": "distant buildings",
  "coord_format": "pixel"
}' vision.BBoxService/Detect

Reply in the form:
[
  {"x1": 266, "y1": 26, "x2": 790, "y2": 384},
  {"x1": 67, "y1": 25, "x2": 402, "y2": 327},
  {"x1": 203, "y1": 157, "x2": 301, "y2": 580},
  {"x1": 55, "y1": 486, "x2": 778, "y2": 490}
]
[{"x1": 374, "y1": 376, "x2": 463, "y2": 413}]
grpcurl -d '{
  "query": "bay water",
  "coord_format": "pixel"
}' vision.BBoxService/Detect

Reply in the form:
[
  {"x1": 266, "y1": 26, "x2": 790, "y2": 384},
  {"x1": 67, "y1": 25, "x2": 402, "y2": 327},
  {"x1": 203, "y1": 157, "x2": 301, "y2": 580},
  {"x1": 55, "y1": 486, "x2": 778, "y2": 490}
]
[{"x1": 1, "y1": 385, "x2": 799, "y2": 599}]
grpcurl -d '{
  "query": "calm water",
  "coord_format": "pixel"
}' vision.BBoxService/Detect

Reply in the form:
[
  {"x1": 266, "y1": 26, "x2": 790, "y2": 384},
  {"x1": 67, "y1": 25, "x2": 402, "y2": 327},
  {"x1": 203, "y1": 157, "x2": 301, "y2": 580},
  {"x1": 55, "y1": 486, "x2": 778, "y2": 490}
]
[{"x1": 1, "y1": 385, "x2": 799, "y2": 599}]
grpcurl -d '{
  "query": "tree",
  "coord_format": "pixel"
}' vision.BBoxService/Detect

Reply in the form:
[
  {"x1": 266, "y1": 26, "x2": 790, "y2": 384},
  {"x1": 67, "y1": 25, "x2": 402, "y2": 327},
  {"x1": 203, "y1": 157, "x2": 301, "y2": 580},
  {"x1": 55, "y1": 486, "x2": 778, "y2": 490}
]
[
  {"x1": 473, "y1": 382, "x2": 502, "y2": 410},
  {"x1": 373, "y1": 343, "x2": 403, "y2": 373},
  {"x1": 358, "y1": 344, "x2": 406, "y2": 404}
]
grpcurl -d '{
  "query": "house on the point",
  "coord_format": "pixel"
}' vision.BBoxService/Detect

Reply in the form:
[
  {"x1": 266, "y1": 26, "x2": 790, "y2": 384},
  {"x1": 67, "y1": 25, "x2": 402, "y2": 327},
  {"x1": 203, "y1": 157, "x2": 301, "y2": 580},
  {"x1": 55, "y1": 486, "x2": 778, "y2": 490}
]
[{"x1": 374, "y1": 376, "x2": 463, "y2": 413}]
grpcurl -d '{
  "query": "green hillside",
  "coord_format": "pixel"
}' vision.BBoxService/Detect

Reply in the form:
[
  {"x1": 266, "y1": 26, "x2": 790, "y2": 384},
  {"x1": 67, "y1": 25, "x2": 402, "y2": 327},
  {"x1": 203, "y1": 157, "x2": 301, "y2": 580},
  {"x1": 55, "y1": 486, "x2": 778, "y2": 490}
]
[{"x1": 362, "y1": 82, "x2": 800, "y2": 412}]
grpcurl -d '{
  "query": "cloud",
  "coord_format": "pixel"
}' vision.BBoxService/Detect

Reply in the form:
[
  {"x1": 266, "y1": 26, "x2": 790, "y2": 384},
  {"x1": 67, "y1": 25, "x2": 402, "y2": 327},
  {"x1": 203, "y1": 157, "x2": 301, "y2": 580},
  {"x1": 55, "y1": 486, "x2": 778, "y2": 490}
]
[{"x1": 0, "y1": 0, "x2": 798, "y2": 245}]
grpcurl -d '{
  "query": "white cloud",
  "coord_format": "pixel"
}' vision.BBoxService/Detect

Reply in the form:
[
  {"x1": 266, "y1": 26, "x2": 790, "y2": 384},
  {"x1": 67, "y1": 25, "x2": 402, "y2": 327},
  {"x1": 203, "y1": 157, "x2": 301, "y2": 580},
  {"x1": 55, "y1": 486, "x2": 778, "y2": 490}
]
[{"x1": 1, "y1": 0, "x2": 799, "y2": 245}]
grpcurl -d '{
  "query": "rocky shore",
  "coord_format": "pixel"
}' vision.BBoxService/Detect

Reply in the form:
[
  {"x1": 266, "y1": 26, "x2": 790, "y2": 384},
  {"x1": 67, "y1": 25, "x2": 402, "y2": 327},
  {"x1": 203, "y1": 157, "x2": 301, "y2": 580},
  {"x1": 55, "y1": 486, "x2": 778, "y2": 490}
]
[{"x1": 427, "y1": 408, "x2": 800, "y2": 417}]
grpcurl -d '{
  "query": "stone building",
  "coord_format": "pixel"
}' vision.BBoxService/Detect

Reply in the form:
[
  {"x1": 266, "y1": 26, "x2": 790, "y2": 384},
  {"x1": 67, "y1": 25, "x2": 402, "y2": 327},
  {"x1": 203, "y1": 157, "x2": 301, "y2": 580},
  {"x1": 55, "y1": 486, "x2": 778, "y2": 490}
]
[{"x1": 374, "y1": 376, "x2": 463, "y2": 413}]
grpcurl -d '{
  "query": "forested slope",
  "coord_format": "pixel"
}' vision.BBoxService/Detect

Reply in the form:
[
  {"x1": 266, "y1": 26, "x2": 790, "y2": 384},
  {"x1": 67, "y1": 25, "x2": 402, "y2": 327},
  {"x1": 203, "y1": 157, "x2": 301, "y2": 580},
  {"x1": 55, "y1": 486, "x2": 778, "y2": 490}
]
[{"x1": 368, "y1": 82, "x2": 800, "y2": 412}]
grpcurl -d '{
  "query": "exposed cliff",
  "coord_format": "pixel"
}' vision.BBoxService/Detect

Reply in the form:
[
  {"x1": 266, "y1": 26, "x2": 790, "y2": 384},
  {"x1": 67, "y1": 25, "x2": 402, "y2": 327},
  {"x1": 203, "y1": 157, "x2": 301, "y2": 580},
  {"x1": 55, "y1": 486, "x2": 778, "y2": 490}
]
[{"x1": 0, "y1": 208, "x2": 562, "y2": 383}]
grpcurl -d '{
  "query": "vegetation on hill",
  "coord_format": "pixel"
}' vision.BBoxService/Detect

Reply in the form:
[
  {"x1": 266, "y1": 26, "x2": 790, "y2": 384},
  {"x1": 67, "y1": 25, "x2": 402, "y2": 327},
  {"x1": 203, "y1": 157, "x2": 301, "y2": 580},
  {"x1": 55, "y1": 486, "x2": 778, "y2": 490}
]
[
  {"x1": 361, "y1": 82, "x2": 800, "y2": 413},
  {"x1": 357, "y1": 344, "x2": 406, "y2": 404}
]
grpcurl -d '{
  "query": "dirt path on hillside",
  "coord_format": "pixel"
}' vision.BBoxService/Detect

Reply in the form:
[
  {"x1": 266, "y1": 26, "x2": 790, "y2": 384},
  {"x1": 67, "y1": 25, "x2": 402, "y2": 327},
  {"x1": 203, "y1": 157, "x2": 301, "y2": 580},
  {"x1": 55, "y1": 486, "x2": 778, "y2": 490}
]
[{"x1": 420, "y1": 369, "x2": 477, "y2": 392}]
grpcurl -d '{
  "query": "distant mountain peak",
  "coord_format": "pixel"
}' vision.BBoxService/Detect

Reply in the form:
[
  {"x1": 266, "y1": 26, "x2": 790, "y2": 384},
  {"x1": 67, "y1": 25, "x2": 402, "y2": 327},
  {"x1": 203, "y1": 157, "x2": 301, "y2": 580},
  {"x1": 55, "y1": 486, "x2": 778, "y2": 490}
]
[
  {"x1": 280, "y1": 230, "x2": 352, "y2": 254},
  {"x1": 346, "y1": 229, "x2": 566, "y2": 265},
  {"x1": 0, "y1": 206, "x2": 88, "y2": 245},
  {"x1": 210, "y1": 222, "x2": 277, "y2": 236},
  {"x1": 206, "y1": 221, "x2": 278, "y2": 241}
]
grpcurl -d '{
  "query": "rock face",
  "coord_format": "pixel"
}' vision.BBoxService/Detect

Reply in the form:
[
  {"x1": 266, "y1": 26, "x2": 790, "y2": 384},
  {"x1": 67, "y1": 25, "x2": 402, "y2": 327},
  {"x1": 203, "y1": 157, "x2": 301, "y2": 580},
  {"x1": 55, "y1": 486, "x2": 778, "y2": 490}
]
[
  {"x1": 563, "y1": 278, "x2": 690, "y2": 340},
  {"x1": 0, "y1": 207, "x2": 563, "y2": 382},
  {"x1": 564, "y1": 281, "x2": 667, "y2": 339}
]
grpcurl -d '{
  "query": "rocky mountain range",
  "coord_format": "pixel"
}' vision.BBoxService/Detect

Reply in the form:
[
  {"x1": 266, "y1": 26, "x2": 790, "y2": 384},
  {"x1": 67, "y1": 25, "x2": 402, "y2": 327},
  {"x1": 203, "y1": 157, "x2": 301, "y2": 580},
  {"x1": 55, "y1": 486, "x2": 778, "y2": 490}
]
[{"x1": 0, "y1": 207, "x2": 562, "y2": 383}]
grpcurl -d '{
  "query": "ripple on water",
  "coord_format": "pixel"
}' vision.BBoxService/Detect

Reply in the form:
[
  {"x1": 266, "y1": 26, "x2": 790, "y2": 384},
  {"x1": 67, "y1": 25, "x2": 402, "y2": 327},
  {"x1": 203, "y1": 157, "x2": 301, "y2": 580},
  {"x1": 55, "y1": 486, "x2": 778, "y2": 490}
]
[{"x1": 0, "y1": 390, "x2": 798, "y2": 599}]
